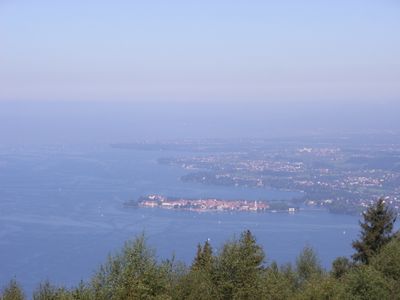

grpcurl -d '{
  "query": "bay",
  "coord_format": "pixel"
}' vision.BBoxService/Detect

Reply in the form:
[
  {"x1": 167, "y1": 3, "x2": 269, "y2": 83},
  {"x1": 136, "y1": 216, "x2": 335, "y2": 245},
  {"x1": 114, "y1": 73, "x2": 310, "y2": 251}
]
[{"x1": 0, "y1": 145, "x2": 359, "y2": 294}]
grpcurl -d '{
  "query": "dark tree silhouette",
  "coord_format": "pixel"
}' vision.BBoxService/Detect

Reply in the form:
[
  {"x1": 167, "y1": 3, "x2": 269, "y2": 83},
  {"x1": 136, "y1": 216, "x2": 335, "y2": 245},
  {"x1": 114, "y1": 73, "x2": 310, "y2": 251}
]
[
  {"x1": 352, "y1": 198, "x2": 397, "y2": 264},
  {"x1": 192, "y1": 240, "x2": 213, "y2": 272}
]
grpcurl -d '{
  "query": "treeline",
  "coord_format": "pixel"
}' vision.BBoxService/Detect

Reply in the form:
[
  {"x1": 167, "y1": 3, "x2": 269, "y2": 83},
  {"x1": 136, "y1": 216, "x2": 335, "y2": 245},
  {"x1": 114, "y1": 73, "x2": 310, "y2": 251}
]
[{"x1": 1, "y1": 199, "x2": 399, "y2": 299}]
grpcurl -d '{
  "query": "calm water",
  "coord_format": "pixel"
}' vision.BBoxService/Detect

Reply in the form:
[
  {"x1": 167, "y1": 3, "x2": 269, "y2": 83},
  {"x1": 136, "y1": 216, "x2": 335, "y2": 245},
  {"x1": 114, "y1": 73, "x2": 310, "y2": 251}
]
[{"x1": 0, "y1": 145, "x2": 360, "y2": 294}]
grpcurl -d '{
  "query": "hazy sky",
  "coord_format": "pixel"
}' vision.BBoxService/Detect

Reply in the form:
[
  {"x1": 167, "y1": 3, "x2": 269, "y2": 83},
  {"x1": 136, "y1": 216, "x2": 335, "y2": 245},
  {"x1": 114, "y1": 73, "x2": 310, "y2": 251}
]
[{"x1": 1, "y1": 0, "x2": 399, "y2": 102}]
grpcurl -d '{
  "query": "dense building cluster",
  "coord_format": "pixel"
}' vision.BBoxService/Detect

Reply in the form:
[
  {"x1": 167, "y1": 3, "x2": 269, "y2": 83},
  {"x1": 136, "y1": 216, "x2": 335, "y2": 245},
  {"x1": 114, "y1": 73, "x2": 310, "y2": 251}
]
[{"x1": 138, "y1": 194, "x2": 270, "y2": 212}]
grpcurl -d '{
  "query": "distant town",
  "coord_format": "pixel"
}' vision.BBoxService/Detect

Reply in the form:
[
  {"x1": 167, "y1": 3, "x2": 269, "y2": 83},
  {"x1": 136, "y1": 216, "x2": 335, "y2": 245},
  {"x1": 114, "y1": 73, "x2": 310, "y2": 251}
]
[
  {"x1": 133, "y1": 194, "x2": 298, "y2": 213},
  {"x1": 115, "y1": 136, "x2": 400, "y2": 215}
]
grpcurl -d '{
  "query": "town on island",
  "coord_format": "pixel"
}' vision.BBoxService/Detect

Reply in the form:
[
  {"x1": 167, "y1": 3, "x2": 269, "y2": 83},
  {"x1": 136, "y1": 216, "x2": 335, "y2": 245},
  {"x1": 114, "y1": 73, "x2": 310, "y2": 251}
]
[{"x1": 131, "y1": 194, "x2": 298, "y2": 213}]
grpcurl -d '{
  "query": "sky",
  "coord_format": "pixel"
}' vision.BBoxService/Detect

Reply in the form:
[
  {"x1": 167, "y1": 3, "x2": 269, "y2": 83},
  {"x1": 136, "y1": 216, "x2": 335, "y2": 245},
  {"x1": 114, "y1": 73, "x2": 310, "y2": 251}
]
[
  {"x1": 0, "y1": 1, "x2": 399, "y2": 144},
  {"x1": 0, "y1": 0, "x2": 399, "y2": 102}
]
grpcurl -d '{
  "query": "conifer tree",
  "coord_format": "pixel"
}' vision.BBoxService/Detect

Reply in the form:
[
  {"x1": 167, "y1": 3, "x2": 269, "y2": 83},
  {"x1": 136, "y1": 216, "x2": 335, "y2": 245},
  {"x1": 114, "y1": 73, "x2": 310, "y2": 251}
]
[
  {"x1": 192, "y1": 240, "x2": 213, "y2": 271},
  {"x1": 90, "y1": 234, "x2": 171, "y2": 300},
  {"x1": 352, "y1": 198, "x2": 397, "y2": 264},
  {"x1": 178, "y1": 240, "x2": 215, "y2": 300},
  {"x1": 214, "y1": 230, "x2": 265, "y2": 299},
  {"x1": 1, "y1": 279, "x2": 25, "y2": 300}
]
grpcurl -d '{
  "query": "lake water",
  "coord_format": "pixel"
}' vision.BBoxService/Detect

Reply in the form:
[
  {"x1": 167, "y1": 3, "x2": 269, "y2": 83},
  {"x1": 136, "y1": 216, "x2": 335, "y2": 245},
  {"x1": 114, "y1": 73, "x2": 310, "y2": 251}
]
[{"x1": 0, "y1": 144, "x2": 361, "y2": 294}]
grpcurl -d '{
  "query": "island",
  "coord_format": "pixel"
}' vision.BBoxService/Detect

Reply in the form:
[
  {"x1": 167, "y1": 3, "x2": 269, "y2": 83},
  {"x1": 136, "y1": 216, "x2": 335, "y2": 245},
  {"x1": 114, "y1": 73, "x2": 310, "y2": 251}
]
[{"x1": 132, "y1": 194, "x2": 298, "y2": 213}]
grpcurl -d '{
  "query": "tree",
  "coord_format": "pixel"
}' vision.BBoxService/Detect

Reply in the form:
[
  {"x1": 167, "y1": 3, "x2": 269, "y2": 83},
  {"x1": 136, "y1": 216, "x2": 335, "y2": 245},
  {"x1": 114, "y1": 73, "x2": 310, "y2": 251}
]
[
  {"x1": 214, "y1": 230, "x2": 265, "y2": 299},
  {"x1": 176, "y1": 240, "x2": 216, "y2": 299},
  {"x1": 1, "y1": 279, "x2": 25, "y2": 300},
  {"x1": 296, "y1": 277, "x2": 346, "y2": 300},
  {"x1": 342, "y1": 265, "x2": 394, "y2": 299},
  {"x1": 261, "y1": 262, "x2": 295, "y2": 299},
  {"x1": 192, "y1": 240, "x2": 213, "y2": 272},
  {"x1": 370, "y1": 237, "x2": 400, "y2": 281},
  {"x1": 370, "y1": 238, "x2": 400, "y2": 296},
  {"x1": 295, "y1": 246, "x2": 323, "y2": 285},
  {"x1": 331, "y1": 256, "x2": 352, "y2": 279},
  {"x1": 90, "y1": 234, "x2": 172, "y2": 300},
  {"x1": 352, "y1": 198, "x2": 397, "y2": 264},
  {"x1": 32, "y1": 281, "x2": 72, "y2": 300},
  {"x1": 176, "y1": 267, "x2": 215, "y2": 300},
  {"x1": 70, "y1": 281, "x2": 94, "y2": 300}
]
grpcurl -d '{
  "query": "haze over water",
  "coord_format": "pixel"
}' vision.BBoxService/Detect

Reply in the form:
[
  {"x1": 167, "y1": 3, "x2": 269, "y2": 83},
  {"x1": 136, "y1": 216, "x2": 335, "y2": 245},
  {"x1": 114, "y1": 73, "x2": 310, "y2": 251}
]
[{"x1": 1, "y1": 100, "x2": 399, "y2": 145}]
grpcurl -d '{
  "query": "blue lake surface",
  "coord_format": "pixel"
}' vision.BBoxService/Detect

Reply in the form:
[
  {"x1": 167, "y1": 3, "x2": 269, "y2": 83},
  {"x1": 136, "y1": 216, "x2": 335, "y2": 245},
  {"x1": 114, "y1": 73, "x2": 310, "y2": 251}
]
[{"x1": 0, "y1": 145, "x2": 361, "y2": 294}]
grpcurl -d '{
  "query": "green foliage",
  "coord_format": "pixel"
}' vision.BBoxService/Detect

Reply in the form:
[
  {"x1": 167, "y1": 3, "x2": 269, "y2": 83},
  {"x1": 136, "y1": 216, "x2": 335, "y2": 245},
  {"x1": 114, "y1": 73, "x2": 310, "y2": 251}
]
[
  {"x1": 2, "y1": 225, "x2": 400, "y2": 299},
  {"x1": 279, "y1": 263, "x2": 297, "y2": 289},
  {"x1": 342, "y1": 265, "x2": 395, "y2": 300},
  {"x1": 174, "y1": 269, "x2": 215, "y2": 300},
  {"x1": 1, "y1": 279, "x2": 25, "y2": 300},
  {"x1": 192, "y1": 240, "x2": 213, "y2": 272},
  {"x1": 69, "y1": 281, "x2": 93, "y2": 300},
  {"x1": 32, "y1": 281, "x2": 73, "y2": 300},
  {"x1": 295, "y1": 277, "x2": 346, "y2": 300},
  {"x1": 352, "y1": 198, "x2": 397, "y2": 264},
  {"x1": 331, "y1": 256, "x2": 352, "y2": 279},
  {"x1": 260, "y1": 263, "x2": 295, "y2": 299},
  {"x1": 175, "y1": 240, "x2": 216, "y2": 300},
  {"x1": 90, "y1": 234, "x2": 173, "y2": 300},
  {"x1": 295, "y1": 246, "x2": 324, "y2": 286},
  {"x1": 213, "y1": 230, "x2": 265, "y2": 299},
  {"x1": 370, "y1": 237, "x2": 400, "y2": 281}
]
